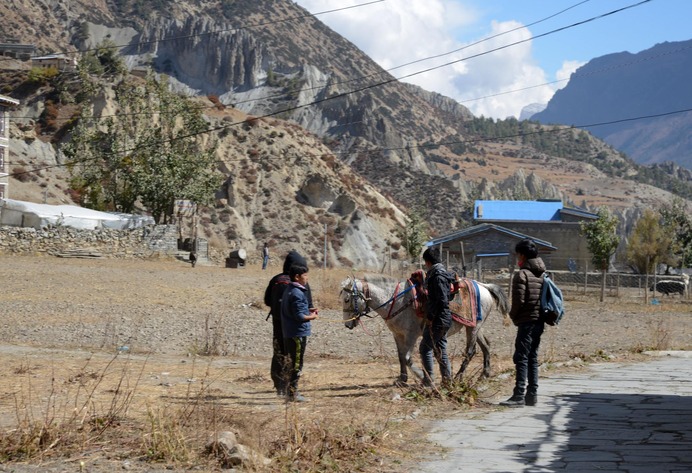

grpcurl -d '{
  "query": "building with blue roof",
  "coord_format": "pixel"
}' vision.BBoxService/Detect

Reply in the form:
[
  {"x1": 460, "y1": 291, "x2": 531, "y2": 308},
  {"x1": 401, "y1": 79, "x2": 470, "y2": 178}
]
[{"x1": 426, "y1": 200, "x2": 598, "y2": 272}]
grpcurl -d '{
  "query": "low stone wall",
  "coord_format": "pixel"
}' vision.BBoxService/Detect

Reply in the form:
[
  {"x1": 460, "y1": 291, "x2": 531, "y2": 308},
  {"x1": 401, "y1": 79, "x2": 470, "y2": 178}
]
[{"x1": 0, "y1": 224, "x2": 178, "y2": 257}]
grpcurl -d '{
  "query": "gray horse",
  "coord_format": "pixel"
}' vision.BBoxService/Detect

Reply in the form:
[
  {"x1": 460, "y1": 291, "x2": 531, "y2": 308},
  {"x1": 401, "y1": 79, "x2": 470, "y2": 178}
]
[{"x1": 340, "y1": 275, "x2": 509, "y2": 385}]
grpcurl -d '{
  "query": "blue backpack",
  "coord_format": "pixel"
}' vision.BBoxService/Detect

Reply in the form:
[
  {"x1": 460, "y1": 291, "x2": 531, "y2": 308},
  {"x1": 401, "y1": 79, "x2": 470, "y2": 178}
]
[{"x1": 540, "y1": 273, "x2": 564, "y2": 326}]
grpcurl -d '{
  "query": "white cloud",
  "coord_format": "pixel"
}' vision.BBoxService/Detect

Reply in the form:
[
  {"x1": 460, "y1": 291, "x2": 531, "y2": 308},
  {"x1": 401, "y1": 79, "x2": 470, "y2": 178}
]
[
  {"x1": 295, "y1": 0, "x2": 556, "y2": 119},
  {"x1": 556, "y1": 60, "x2": 586, "y2": 85}
]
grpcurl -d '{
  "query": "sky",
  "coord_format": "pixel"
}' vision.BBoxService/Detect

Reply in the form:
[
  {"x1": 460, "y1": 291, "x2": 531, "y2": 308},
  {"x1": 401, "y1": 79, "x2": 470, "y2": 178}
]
[{"x1": 294, "y1": 0, "x2": 692, "y2": 119}]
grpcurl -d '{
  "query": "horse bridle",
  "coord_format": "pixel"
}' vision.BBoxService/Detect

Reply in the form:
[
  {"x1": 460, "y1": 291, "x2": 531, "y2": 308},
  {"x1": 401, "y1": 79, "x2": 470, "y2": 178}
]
[
  {"x1": 342, "y1": 277, "x2": 419, "y2": 322},
  {"x1": 342, "y1": 278, "x2": 374, "y2": 322}
]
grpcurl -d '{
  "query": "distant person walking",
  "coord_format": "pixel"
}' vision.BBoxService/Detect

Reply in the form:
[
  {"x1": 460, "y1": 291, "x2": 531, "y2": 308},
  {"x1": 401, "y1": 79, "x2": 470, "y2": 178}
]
[
  {"x1": 189, "y1": 251, "x2": 197, "y2": 268},
  {"x1": 281, "y1": 264, "x2": 318, "y2": 402},
  {"x1": 501, "y1": 239, "x2": 546, "y2": 407},
  {"x1": 419, "y1": 247, "x2": 455, "y2": 388},
  {"x1": 263, "y1": 250, "x2": 314, "y2": 397},
  {"x1": 262, "y1": 242, "x2": 269, "y2": 270}
]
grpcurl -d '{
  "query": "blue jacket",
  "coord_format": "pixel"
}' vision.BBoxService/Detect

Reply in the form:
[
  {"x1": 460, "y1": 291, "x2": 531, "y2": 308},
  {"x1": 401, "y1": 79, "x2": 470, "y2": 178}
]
[{"x1": 281, "y1": 282, "x2": 312, "y2": 338}]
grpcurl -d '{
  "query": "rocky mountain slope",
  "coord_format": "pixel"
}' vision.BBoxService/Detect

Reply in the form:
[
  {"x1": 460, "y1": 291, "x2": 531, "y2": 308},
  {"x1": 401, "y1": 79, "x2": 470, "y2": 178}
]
[
  {"x1": 1, "y1": 0, "x2": 691, "y2": 268},
  {"x1": 532, "y1": 39, "x2": 692, "y2": 170}
]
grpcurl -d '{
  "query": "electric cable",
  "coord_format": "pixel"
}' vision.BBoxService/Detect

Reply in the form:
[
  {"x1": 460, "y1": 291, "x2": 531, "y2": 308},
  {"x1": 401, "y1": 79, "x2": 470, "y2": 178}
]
[
  {"x1": 4, "y1": 0, "x2": 604, "y2": 122},
  {"x1": 0, "y1": 0, "x2": 385, "y2": 61}
]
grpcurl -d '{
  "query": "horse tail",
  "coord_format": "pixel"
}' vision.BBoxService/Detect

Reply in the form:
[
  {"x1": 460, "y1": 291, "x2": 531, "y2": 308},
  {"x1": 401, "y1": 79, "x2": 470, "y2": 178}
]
[{"x1": 483, "y1": 283, "x2": 509, "y2": 316}]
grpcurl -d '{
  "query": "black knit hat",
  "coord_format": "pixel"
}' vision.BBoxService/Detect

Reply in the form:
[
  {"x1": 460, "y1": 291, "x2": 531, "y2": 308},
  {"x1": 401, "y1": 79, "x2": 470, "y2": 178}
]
[{"x1": 283, "y1": 250, "x2": 308, "y2": 273}]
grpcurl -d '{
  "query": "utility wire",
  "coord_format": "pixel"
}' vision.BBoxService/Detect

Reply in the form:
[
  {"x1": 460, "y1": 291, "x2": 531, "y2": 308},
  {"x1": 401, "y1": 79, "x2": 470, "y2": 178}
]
[
  {"x1": 19, "y1": 40, "x2": 687, "y2": 124},
  {"x1": 7, "y1": 0, "x2": 595, "y2": 122},
  {"x1": 7, "y1": 0, "x2": 659, "y2": 174},
  {"x1": 9, "y1": 107, "x2": 692, "y2": 178},
  {"x1": 8, "y1": 0, "x2": 653, "y2": 128},
  {"x1": 0, "y1": 0, "x2": 385, "y2": 62}
]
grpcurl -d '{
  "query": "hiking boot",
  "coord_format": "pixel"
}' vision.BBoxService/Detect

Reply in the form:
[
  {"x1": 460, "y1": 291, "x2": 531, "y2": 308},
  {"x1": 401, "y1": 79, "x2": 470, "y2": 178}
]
[
  {"x1": 499, "y1": 394, "x2": 525, "y2": 407},
  {"x1": 286, "y1": 393, "x2": 308, "y2": 403},
  {"x1": 525, "y1": 394, "x2": 537, "y2": 406}
]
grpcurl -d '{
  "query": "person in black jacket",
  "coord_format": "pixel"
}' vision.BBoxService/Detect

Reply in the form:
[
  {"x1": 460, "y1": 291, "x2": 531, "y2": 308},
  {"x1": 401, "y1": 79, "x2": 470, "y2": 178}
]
[
  {"x1": 501, "y1": 239, "x2": 546, "y2": 407},
  {"x1": 419, "y1": 247, "x2": 455, "y2": 387},
  {"x1": 263, "y1": 250, "x2": 313, "y2": 396}
]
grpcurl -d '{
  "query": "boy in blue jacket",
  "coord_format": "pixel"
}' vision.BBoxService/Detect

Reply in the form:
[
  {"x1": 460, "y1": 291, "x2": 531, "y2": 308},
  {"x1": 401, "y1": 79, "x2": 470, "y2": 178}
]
[{"x1": 281, "y1": 264, "x2": 318, "y2": 402}]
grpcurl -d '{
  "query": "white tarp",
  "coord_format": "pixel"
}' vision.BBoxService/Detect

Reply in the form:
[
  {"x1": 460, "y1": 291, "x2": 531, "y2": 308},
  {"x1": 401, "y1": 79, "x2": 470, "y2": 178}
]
[{"x1": 0, "y1": 198, "x2": 154, "y2": 230}]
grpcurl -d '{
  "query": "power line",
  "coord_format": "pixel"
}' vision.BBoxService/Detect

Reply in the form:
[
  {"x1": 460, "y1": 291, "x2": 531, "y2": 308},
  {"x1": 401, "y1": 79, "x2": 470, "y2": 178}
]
[
  {"x1": 9, "y1": 107, "x2": 692, "y2": 178},
  {"x1": 8, "y1": 0, "x2": 653, "y2": 132},
  {"x1": 0, "y1": 0, "x2": 385, "y2": 62},
  {"x1": 7, "y1": 0, "x2": 658, "y2": 174},
  {"x1": 6, "y1": 0, "x2": 597, "y2": 123}
]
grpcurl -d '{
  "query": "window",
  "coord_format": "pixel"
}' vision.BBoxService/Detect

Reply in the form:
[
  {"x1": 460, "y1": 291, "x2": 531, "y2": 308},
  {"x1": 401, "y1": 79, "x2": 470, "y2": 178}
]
[
  {"x1": 0, "y1": 183, "x2": 5, "y2": 199},
  {"x1": 0, "y1": 109, "x2": 5, "y2": 134},
  {"x1": 0, "y1": 146, "x2": 5, "y2": 168}
]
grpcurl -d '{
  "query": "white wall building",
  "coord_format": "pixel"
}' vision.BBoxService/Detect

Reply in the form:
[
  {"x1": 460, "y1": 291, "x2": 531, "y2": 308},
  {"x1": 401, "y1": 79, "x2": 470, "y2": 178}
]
[{"x1": 0, "y1": 94, "x2": 20, "y2": 199}]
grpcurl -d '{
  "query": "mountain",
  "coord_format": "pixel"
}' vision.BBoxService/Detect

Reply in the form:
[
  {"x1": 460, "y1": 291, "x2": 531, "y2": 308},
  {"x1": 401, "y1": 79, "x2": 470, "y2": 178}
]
[
  {"x1": 519, "y1": 103, "x2": 546, "y2": 121},
  {"x1": 532, "y1": 39, "x2": 692, "y2": 170},
  {"x1": 1, "y1": 0, "x2": 691, "y2": 268}
]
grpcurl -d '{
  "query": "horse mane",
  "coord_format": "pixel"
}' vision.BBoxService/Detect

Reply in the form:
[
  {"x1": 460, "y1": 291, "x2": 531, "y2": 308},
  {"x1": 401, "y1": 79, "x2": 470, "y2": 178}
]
[{"x1": 362, "y1": 273, "x2": 401, "y2": 291}]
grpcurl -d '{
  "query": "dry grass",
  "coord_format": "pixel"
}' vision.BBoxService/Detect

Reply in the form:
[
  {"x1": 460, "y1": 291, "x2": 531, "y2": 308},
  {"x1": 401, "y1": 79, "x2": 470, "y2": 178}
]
[{"x1": 0, "y1": 256, "x2": 689, "y2": 471}]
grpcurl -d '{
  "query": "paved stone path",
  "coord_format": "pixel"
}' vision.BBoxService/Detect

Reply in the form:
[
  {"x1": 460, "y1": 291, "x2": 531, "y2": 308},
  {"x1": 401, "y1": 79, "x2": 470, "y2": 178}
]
[{"x1": 417, "y1": 352, "x2": 692, "y2": 473}]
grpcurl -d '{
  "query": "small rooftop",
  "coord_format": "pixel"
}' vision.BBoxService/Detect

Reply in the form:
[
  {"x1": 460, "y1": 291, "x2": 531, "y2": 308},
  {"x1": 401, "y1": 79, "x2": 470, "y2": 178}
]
[{"x1": 474, "y1": 200, "x2": 564, "y2": 222}]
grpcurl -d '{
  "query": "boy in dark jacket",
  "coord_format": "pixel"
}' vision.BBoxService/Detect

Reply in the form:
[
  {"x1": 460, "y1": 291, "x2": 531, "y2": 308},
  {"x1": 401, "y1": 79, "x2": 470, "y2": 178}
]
[
  {"x1": 501, "y1": 239, "x2": 546, "y2": 407},
  {"x1": 419, "y1": 247, "x2": 456, "y2": 387},
  {"x1": 281, "y1": 264, "x2": 318, "y2": 402},
  {"x1": 263, "y1": 251, "x2": 313, "y2": 396}
]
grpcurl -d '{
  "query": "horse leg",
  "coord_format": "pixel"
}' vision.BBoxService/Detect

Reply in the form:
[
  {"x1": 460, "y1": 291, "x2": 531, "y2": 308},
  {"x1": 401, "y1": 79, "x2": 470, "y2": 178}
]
[
  {"x1": 476, "y1": 329, "x2": 492, "y2": 378},
  {"x1": 455, "y1": 326, "x2": 478, "y2": 380},
  {"x1": 393, "y1": 333, "x2": 411, "y2": 385},
  {"x1": 394, "y1": 331, "x2": 424, "y2": 385}
]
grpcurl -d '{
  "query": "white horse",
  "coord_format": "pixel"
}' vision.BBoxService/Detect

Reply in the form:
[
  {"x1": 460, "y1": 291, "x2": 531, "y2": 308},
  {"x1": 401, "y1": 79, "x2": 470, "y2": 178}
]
[{"x1": 340, "y1": 274, "x2": 509, "y2": 385}]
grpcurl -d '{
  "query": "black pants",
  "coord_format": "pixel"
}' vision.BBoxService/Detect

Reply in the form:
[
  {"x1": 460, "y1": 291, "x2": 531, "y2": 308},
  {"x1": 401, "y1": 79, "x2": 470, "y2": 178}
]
[
  {"x1": 271, "y1": 316, "x2": 287, "y2": 393},
  {"x1": 420, "y1": 321, "x2": 452, "y2": 384},
  {"x1": 513, "y1": 320, "x2": 545, "y2": 396},
  {"x1": 283, "y1": 336, "x2": 308, "y2": 396}
]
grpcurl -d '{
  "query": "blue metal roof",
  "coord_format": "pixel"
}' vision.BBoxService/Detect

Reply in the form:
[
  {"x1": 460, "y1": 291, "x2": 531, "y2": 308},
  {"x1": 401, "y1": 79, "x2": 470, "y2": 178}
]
[{"x1": 474, "y1": 200, "x2": 562, "y2": 221}]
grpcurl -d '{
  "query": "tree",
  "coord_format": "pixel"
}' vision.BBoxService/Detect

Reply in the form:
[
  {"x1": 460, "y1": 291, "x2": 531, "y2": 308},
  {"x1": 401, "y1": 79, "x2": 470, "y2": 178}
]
[
  {"x1": 79, "y1": 39, "x2": 126, "y2": 77},
  {"x1": 626, "y1": 209, "x2": 674, "y2": 274},
  {"x1": 581, "y1": 207, "x2": 620, "y2": 302},
  {"x1": 396, "y1": 209, "x2": 429, "y2": 262},
  {"x1": 660, "y1": 197, "x2": 692, "y2": 269},
  {"x1": 63, "y1": 75, "x2": 221, "y2": 222}
]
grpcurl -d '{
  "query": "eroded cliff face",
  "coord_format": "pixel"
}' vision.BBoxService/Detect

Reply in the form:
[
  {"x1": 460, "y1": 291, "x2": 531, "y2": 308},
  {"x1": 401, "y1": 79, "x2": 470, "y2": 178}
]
[
  {"x1": 126, "y1": 18, "x2": 265, "y2": 95},
  {"x1": 3, "y1": 0, "x2": 688, "y2": 266}
]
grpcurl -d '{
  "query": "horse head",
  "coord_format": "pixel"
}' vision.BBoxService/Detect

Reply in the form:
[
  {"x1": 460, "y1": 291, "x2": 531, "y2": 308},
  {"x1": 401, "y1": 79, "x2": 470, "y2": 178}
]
[{"x1": 339, "y1": 276, "x2": 369, "y2": 330}]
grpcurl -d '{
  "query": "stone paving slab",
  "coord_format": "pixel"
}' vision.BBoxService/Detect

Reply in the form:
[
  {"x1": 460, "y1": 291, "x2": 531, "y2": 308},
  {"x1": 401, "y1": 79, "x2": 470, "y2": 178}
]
[{"x1": 417, "y1": 351, "x2": 692, "y2": 473}]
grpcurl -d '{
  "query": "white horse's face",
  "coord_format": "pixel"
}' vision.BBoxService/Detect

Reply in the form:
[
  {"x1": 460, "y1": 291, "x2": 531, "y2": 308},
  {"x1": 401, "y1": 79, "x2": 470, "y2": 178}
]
[{"x1": 340, "y1": 277, "x2": 361, "y2": 330}]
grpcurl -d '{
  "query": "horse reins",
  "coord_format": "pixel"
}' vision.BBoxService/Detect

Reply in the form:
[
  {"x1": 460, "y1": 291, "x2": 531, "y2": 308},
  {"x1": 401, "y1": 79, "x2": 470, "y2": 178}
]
[{"x1": 345, "y1": 278, "x2": 419, "y2": 322}]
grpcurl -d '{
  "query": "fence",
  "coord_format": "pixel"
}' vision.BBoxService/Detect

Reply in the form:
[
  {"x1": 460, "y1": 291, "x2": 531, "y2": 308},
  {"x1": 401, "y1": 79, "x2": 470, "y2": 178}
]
[{"x1": 382, "y1": 254, "x2": 690, "y2": 302}]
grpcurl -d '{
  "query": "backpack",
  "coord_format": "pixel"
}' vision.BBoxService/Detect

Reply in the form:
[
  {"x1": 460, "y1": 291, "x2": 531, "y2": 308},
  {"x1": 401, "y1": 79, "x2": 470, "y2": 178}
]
[{"x1": 540, "y1": 273, "x2": 564, "y2": 326}]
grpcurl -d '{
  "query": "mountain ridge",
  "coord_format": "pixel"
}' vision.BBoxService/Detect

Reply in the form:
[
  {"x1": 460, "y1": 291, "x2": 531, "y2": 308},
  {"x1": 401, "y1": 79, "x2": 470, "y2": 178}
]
[
  {"x1": 1, "y1": 0, "x2": 690, "y2": 267},
  {"x1": 532, "y1": 39, "x2": 692, "y2": 170}
]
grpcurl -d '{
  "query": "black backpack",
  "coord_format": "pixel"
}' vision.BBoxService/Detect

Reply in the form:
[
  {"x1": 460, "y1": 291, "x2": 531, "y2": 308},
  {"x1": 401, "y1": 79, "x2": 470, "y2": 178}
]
[{"x1": 540, "y1": 273, "x2": 565, "y2": 326}]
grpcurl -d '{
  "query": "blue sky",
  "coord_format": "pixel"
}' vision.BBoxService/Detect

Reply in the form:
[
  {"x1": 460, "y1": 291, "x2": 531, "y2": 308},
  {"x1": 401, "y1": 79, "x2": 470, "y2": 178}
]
[{"x1": 295, "y1": 0, "x2": 692, "y2": 119}]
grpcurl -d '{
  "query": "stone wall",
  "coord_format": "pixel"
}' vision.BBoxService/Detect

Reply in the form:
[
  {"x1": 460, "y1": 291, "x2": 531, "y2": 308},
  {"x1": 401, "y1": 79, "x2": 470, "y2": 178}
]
[{"x1": 0, "y1": 224, "x2": 179, "y2": 257}]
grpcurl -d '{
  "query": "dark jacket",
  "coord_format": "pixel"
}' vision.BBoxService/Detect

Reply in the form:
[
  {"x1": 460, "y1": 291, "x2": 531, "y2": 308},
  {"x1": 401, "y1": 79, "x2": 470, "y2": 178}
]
[
  {"x1": 425, "y1": 263, "x2": 455, "y2": 327},
  {"x1": 281, "y1": 282, "x2": 312, "y2": 338},
  {"x1": 509, "y1": 257, "x2": 546, "y2": 326},
  {"x1": 263, "y1": 251, "x2": 313, "y2": 319}
]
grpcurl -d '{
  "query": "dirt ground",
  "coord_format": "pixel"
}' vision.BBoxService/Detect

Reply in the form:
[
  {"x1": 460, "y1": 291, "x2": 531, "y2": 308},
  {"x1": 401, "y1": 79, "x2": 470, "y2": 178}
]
[{"x1": 0, "y1": 255, "x2": 690, "y2": 472}]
